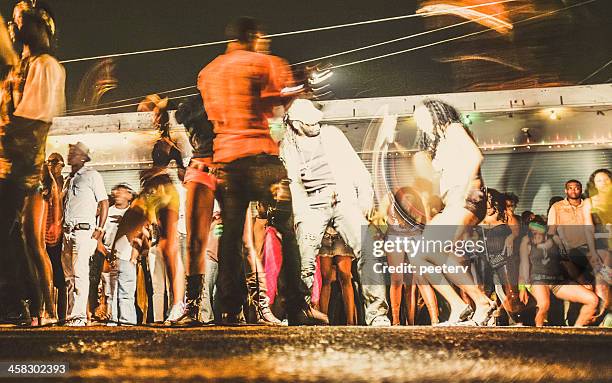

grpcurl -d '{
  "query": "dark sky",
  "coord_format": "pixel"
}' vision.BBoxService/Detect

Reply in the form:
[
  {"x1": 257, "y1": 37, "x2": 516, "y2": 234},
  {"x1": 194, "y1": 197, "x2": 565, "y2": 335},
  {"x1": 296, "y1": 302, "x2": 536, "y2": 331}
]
[{"x1": 2, "y1": 0, "x2": 611, "y2": 112}]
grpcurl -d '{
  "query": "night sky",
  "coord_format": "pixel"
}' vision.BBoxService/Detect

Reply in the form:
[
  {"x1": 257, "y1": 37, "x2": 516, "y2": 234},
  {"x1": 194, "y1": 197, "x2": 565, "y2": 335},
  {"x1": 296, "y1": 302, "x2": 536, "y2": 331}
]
[{"x1": 2, "y1": 0, "x2": 611, "y2": 112}]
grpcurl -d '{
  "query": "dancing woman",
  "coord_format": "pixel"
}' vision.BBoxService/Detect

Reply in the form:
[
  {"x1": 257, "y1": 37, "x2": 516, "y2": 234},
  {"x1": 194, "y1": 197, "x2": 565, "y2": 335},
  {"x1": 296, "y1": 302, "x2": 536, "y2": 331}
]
[
  {"x1": 479, "y1": 188, "x2": 521, "y2": 321},
  {"x1": 174, "y1": 95, "x2": 216, "y2": 325},
  {"x1": 519, "y1": 217, "x2": 598, "y2": 326},
  {"x1": 0, "y1": 1, "x2": 64, "y2": 324},
  {"x1": 410, "y1": 99, "x2": 495, "y2": 325},
  {"x1": 110, "y1": 95, "x2": 186, "y2": 324}
]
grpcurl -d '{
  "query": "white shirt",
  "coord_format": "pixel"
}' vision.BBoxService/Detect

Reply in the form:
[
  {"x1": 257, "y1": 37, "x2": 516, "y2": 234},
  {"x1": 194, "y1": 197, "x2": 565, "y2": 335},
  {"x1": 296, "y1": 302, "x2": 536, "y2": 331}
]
[
  {"x1": 63, "y1": 166, "x2": 108, "y2": 226},
  {"x1": 113, "y1": 235, "x2": 134, "y2": 261},
  {"x1": 14, "y1": 54, "x2": 66, "y2": 123},
  {"x1": 103, "y1": 205, "x2": 128, "y2": 250}
]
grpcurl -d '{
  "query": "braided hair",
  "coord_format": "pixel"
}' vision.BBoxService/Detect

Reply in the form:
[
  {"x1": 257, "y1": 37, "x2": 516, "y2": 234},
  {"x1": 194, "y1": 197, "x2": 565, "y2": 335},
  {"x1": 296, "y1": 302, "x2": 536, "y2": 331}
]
[{"x1": 415, "y1": 99, "x2": 464, "y2": 157}]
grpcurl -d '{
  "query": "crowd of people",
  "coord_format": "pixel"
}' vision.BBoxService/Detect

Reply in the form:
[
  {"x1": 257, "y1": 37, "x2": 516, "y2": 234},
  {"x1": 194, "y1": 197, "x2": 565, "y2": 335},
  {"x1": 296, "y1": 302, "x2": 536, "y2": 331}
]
[{"x1": 0, "y1": 4, "x2": 610, "y2": 328}]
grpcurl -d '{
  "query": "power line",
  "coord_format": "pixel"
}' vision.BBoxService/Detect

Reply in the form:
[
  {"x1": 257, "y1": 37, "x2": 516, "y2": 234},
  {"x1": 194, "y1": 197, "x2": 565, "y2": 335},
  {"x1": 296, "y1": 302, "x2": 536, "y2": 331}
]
[
  {"x1": 58, "y1": 0, "x2": 517, "y2": 64},
  {"x1": 330, "y1": 0, "x2": 597, "y2": 70},
  {"x1": 64, "y1": 92, "x2": 199, "y2": 115},
  {"x1": 291, "y1": 5, "x2": 523, "y2": 67},
  {"x1": 64, "y1": 0, "x2": 595, "y2": 114},
  {"x1": 578, "y1": 58, "x2": 612, "y2": 84},
  {"x1": 267, "y1": 0, "x2": 517, "y2": 38},
  {"x1": 81, "y1": 4, "x2": 520, "y2": 109},
  {"x1": 66, "y1": 85, "x2": 196, "y2": 113}
]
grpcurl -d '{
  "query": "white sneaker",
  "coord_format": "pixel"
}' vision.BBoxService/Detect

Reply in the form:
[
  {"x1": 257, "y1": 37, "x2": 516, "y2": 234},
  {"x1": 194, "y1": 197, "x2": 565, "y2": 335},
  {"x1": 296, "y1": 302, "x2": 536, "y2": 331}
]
[
  {"x1": 66, "y1": 318, "x2": 87, "y2": 327},
  {"x1": 164, "y1": 302, "x2": 186, "y2": 325},
  {"x1": 370, "y1": 316, "x2": 391, "y2": 327}
]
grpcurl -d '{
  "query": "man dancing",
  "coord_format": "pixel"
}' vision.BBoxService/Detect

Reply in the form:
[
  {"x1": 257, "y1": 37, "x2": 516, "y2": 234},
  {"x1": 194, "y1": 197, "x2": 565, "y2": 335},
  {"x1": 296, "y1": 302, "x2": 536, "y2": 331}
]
[
  {"x1": 280, "y1": 99, "x2": 390, "y2": 326},
  {"x1": 198, "y1": 17, "x2": 327, "y2": 325}
]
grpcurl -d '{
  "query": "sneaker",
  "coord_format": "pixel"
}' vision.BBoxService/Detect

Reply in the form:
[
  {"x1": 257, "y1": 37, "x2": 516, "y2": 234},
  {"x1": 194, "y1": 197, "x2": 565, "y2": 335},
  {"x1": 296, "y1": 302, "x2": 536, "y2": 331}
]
[
  {"x1": 164, "y1": 302, "x2": 186, "y2": 325},
  {"x1": 471, "y1": 300, "x2": 497, "y2": 326},
  {"x1": 370, "y1": 316, "x2": 391, "y2": 327},
  {"x1": 435, "y1": 304, "x2": 474, "y2": 326},
  {"x1": 66, "y1": 317, "x2": 87, "y2": 327}
]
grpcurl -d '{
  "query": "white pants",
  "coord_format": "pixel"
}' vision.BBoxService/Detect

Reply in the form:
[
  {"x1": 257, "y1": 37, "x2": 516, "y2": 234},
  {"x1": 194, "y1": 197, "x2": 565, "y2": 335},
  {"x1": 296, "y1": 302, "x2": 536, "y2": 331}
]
[
  {"x1": 61, "y1": 229, "x2": 97, "y2": 320},
  {"x1": 148, "y1": 246, "x2": 167, "y2": 322}
]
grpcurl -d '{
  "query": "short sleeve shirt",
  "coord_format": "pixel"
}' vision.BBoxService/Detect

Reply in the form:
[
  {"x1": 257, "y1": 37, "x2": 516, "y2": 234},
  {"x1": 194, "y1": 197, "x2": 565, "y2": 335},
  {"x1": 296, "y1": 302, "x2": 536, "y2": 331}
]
[
  {"x1": 63, "y1": 166, "x2": 108, "y2": 226},
  {"x1": 547, "y1": 199, "x2": 588, "y2": 249}
]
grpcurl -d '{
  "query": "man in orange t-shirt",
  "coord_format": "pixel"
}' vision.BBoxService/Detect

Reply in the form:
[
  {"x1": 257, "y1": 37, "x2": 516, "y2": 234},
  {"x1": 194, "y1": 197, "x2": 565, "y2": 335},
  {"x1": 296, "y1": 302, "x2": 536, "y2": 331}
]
[{"x1": 198, "y1": 17, "x2": 327, "y2": 325}]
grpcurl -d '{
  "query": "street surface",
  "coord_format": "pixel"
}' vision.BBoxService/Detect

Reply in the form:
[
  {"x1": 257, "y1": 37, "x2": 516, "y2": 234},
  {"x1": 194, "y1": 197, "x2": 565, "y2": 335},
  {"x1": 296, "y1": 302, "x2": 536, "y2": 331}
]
[{"x1": 0, "y1": 326, "x2": 610, "y2": 382}]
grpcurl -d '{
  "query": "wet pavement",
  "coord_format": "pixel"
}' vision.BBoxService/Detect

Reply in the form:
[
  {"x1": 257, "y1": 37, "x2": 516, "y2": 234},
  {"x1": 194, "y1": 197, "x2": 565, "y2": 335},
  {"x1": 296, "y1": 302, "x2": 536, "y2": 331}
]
[{"x1": 0, "y1": 325, "x2": 610, "y2": 382}]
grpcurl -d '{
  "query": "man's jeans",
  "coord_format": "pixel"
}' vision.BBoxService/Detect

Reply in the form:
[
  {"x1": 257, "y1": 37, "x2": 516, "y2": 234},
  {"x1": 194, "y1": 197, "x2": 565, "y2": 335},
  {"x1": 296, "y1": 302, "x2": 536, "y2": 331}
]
[
  {"x1": 216, "y1": 154, "x2": 306, "y2": 315},
  {"x1": 296, "y1": 195, "x2": 388, "y2": 325},
  {"x1": 114, "y1": 259, "x2": 137, "y2": 325},
  {"x1": 62, "y1": 229, "x2": 97, "y2": 320},
  {"x1": 202, "y1": 254, "x2": 219, "y2": 323}
]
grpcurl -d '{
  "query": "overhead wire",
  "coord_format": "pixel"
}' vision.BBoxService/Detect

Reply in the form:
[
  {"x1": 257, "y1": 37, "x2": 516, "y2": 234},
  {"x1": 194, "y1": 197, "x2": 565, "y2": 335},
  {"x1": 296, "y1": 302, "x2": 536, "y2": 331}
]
[
  {"x1": 63, "y1": 0, "x2": 596, "y2": 114},
  {"x1": 578, "y1": 58, "x2": 612, "y2": 84},
  {"x1": 58, "y1": 0, "x2": 517, "y2": 64},
  {"x1": 329, "y1": 0, "x2": 597, "y2": 70},
  {"x1": 65, "y1": 4, "x2": 519, "y2": 113},
  {"x1": 64, "y1": 92, "x2": 200, "y2": 115},
  {"x1": 291, "y1": 5, "x2": 526, "y2": 67},
  {"x1": 66, "y1": 85, "x2": 197, "y2": 113}
]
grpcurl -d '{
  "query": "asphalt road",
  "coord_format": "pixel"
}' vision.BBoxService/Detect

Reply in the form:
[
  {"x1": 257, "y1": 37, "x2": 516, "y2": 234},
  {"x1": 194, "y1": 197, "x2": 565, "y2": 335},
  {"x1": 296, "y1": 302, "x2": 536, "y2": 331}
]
[{"x1": 0, "y1": 326, "x2": 610, "y2": 382}]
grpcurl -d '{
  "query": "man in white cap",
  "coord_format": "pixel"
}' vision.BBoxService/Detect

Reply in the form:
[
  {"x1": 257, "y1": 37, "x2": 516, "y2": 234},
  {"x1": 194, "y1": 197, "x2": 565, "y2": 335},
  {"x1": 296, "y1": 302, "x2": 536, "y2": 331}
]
[
  {"x1": 61, "y1": 141, "x2": 108, "y2": 326},
  {"x1": 280, "y1": 98, "x2": 391, "y2": 326}
]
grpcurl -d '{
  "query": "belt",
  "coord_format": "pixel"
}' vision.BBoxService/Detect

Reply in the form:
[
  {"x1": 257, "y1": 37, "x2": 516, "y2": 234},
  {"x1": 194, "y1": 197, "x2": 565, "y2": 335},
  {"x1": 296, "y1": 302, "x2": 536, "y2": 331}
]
[{"x1": 63, "y1": 223, "x2": 92, "y2": 232}]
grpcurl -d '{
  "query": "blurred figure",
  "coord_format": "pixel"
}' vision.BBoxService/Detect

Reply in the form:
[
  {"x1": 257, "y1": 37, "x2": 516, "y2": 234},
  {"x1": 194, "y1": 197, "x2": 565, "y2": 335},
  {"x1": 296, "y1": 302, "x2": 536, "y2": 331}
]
[
  {"x1": 0, "y1": 1, "x2": 65, "y2": 325},
  {"x1": 199, "y1": 17, "x2": 326, "y2": 325},
  {"x1": 386, "y1": 190, "x2": 440, "y2": 325},
  {"x1": 583, "y1": 168, "x2": 611, "y2": 325},
  {"x1": 111, "y1": 95, "x2": 186, "y2": 325},
  {"x1": 73, "y1": 58, "x2": 117, "y2": 109},
  {"x1": 0, "y1": 14, "x2": 18, "y2": 67},
  {"x1": 174, "y1": 95, "x2": 216, "y2": 325},
  {"x1": 96, "y1": 183, "x2": 134, "y2": 325},
  {"x1": 318, "y1": 225, "x2": 356, "y2": 325},
  {"x1": 62, "y1": 142, "x2": 109, "y2": 326},
  {"x1": 479, "y1": 188, "x2": 521, "y2": 323},
  {"x1": 281, "y1": 98, "x2": 389, "y2": 326},
  {"x1": 519, "y1": 217, "x2": 598, "y2": 327},
  {"x1": 42, "y1": 152, "x2": 65, "y2": 321},
  {"x1": 243, "y1": 204, "x2": 282, "y2": 325},
  {"x1": 409, "y1": 99, "x2": 495, "y2": 325}
]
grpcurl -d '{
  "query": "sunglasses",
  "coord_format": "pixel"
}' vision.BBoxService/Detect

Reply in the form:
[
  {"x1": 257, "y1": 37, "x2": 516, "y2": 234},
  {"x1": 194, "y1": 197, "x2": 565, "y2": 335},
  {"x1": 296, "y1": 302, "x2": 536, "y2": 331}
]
[{"x1": 45, "y1": 159, "x2": 64, "y2": 166}]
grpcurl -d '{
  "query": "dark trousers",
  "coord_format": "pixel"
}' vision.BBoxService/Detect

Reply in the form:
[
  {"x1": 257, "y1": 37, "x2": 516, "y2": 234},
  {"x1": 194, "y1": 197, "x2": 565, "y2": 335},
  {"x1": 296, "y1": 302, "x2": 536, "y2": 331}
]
[
  {"x1": 0, "y1": 179, "x2": 38, "y2": 314},
  {"x1": 216, "y1": 154, "x2": 306, "y2": 315},
  {"x1": 47, "y1": 242, "x2": 66, "y2": 321},
  {"x1": 89, "y1": 251, "x2": 106, "y2": 315}
]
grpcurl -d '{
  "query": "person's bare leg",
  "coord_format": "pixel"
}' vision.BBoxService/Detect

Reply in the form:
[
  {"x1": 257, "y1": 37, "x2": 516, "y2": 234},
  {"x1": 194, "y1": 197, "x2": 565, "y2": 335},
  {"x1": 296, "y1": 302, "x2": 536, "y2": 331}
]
[
  {"x1": 415, "y1": 276, "x2": 439, "y2": 324},
  {"x1": 387, "y1": 250, "x2": 405, "y2": 325},
  {"x1": 319, "y1": 257, "x2": 334, "y2": 316},
  {"x1": 531, "y1": 285, "x2": 551, "y2": 327},
  {"x1": 554, "y1": 284, "x2": 598, "y2": 327},
  {"x1": 185, "y1": 183, "x2": 214, "y2": 276},
  {"x1": 159, "y1": 208, "x2": 184, "y2": 306},
  {"x1": 336, "y1": 256, "x2": 356, "y2": 325},
  {"x1": 23, "y1": 193, "x2": 55, "y2": 320},
  {"x1": 417, "y1": 207, "x2": 493, "y2": 321}
]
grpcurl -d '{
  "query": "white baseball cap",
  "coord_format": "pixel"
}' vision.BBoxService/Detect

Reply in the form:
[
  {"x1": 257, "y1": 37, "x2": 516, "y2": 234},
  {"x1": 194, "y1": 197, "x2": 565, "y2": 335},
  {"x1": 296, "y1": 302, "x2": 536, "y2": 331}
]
[{"x1": 286, "y1": 99, "x2": 323, "y2": 125}]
